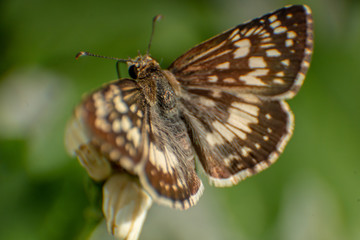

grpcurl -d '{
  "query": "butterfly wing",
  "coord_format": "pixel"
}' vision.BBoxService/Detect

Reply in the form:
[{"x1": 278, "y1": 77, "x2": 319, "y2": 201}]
[
  {"x1": 65, "y1": 78, "x2": 203, "y2": 209},
  {"x1": 169, "y1": 5, "x2": 313, "y2": 99},
  {"x1": 180, "y1": 88, "x2": 292, "y2": 186},
  {"x1": 170, "y1": 5, "x2": 313, "y2": 186}
]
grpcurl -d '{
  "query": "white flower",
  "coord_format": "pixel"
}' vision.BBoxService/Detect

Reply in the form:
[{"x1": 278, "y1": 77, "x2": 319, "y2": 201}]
[
  {"x1": 103, "y1": 174, "x2": 152, "y2": 240},
  {"x1": 65, "y1": 115, "x2": 152, "y2": 240}
]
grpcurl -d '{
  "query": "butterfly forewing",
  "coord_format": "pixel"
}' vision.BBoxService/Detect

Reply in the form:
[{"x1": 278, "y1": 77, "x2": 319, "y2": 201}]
[
  {"x1": 72, "y1": 79, "x2": 147, "y2": 170},
  {"x1": 169, "y1": 5, "x2": 313, "y2": 99},
  {"x1": 68, "y1": 73, "x2": 203, "y2": 209}
]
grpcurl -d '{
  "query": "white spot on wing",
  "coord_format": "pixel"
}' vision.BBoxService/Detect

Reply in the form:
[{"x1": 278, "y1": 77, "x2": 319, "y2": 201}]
[
  {"x1": 216, "y1": 62, "x2": 230, "y2": 69},
  {"x1": 245, "y1": 27, "x2": 256, "y2": 37},
  {"x1": 112, "y1": 119, "x2": 122, "y2": 133},
  {"x1": 274, "y1": 26, "x2": 287, "y2": 34},
  {"x1": 241, "y1": 146, "x2": 251, "y2": 157},
  {"x1": 239, "y1": 75, "x2": 267, "y2": 86},
  {"x1": 276, "y1": 71, "x2": 285, "y2": 77},
  {"x1": 231, "y1": 34, "x2": 240, "y2": 41},
  {"x1": 261, "y1": 43, "x2": 275, "y2": 48},
  {"x1": 127, "y1": 127, "x2": 141, "y2": 147},
  {"x1": 231, "y1": 102, "x2": 260, "y2": 117},
  {"x1": 233, "y1": 39, "x2": 251, "y2": 58},
  {"x1": 93, "y1": 93, "x2": 109, "y2": 117},
  {"x1": 266, "y1": 49, "x2": 281, "y2": 57},
  {"x1": 274, "y1": 78, "x2": 285, "y2": 84},
  {"x1": 95, "y1": 106, "x2": 109, "y2": 118},
  {"x1": 206, "y1": 130, "x2": 225, "y2": 147},
  {"x1": 234, "y1": 47, "x2": 250, "y2": 58},
  {"x1": 258, "y1": 29, "x2": 267, "y2": 35},
  {"x1": 114, "y1": 95, "x2": 128, "y2": 113},
  {"x1": 285, "y1": 39, "x2": 294, "y2": 47},
  {"x1": 253, "y1": 27, "x2": 263, "y2": 35},
  {"x1": 109, "y1": 84, "x2": 121, "y2": 95},
  {"x1": 137, "y1": 110, "x2": 144, "y2": 118},
  {"x1": 226, "y1": 102, "x2": 259, "y2": 139},
  {"x1": 234, "y1": 38, "x2": 251, "y2": 48},
  {"x1": 268, "y1": 15, "x2": 277, "y2": 23},
  {"x1": 261, "y1": 37, "x2": 272, "y2": 43},
  {"x1": 281, "y1": 59, "x2": 290, "y2": 67},
  {"x1": 248, "y1": 69, "x2": 269, "y2": 76},
  {"x1": 248, "y1": 57, "x2": 267, "y2": 68},
  {"x1": 130, "y1": 104, "x2": 137, "y2": 113},
  {"x1": 223, "y1": 155, "x2": 235, "y2": 166},
  {"x1": 270, "y1": 21, "x2": 281, "y2": 29},
  {"x1": 226, "y1": 123, "x2": 246, "y2": 140},
  {"x1": 212, "y1": 120, "x2": 236, "y2": 142},
  {"x1": 95, "y1": 118, "x2": 111, "y2": 132},
  {"x1": 223, "y1": 78, "x2": 236, "y2": 83},
  {"x1": 287, "y1": 31, "x2": 297, "y2": 39},
  {"x1": 199, "y1": 97, "x2": 216, "y2": 107},
  {"x1": 121, "y1": 115, "x2": 132, "y2": 131},
  {"x1": 149, "y1": 143, "x2": 178, "y2": 174},
  {"x1": 208, "y1": 75, "x2": 218, "y2": 82},
  {"x1": 229, "y1": 29, "x2": 239, "y2": 39}
]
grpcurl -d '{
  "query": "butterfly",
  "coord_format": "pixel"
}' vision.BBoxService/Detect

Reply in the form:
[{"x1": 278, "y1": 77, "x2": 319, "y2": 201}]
[{"x1": 65, "y1": 5, "x2": 313, "y2": 210}]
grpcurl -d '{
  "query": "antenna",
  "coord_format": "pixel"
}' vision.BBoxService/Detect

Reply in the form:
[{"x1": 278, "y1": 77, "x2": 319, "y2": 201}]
[
  {"x1": 75, "y1": 51, "x2": 129, "y2": 62},
  {"x1": 75, "y1": 51, "x2": 130, "y2": 79},
  {"x1": 147, "y1": 15, "x2": 163, "y2": 55}
]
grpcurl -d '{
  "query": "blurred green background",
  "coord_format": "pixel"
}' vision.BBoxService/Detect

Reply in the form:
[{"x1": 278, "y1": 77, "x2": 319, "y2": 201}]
[{"x1": 1, "y1": 0, "x2": 360, "y2": 239}]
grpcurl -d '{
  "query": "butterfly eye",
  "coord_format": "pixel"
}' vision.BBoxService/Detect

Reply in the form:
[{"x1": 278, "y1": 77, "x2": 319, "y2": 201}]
[{"x1": 128, "y1": 65, "x2": 138, "y2": 79}]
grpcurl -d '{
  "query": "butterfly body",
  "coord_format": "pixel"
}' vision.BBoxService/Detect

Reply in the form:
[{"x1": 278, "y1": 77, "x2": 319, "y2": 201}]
[{"x1": 66, "y1": 5, "x2": 313, "y2": 210}]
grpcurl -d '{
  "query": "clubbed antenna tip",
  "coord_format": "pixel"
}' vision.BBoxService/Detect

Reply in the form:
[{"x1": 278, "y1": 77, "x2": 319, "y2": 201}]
[{"x1": 75, "y1": 51, "x2": 88, "y2": 60}]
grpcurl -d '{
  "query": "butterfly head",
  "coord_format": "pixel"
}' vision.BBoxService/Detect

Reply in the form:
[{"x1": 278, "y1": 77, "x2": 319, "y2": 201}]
[{"x1": 127, "y1": 55, "x2": 161, "y2": 80}]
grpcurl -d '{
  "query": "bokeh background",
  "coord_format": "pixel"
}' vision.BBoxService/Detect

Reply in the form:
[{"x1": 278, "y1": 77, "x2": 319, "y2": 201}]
[{"x1": 1, "y1": 0, "x2": 360, "y2": 239}]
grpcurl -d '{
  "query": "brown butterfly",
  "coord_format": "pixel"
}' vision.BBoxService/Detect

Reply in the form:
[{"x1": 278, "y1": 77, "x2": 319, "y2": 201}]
[{"x1": 65, "y1": 5, "x2": 313, "y2": 210}]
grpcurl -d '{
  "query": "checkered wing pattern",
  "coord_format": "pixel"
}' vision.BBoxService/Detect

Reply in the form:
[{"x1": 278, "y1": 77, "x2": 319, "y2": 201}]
[
  {"x1": 169, "y1": 5, "x2": 313, "y2": 99},
  {"x1": 171, "y1": 5, "x2": 313, "y2": 186},
  {"x1": 67, "y1": 5, "x2": 313, "y2": 210},
  {"x1": 180, "y1": 88, "x2": 293, "y2": 186},
  {"x1": 67, "y1": 79, "x2": 203, "y2": 209}
]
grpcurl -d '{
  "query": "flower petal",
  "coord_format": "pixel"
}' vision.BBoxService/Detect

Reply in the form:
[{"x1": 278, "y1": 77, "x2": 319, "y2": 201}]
[{"x1": 103, "y1": 174, "x2": 152, "y2": 240}]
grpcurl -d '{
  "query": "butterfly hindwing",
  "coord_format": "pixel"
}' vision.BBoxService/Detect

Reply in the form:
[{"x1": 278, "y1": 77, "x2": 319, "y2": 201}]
[
  {"x1": 140, "y1": 101, "x2": 204, "y2": 209},
  {"x1": 180, "y1": 88, "x2": 292, "y2": 186}
]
